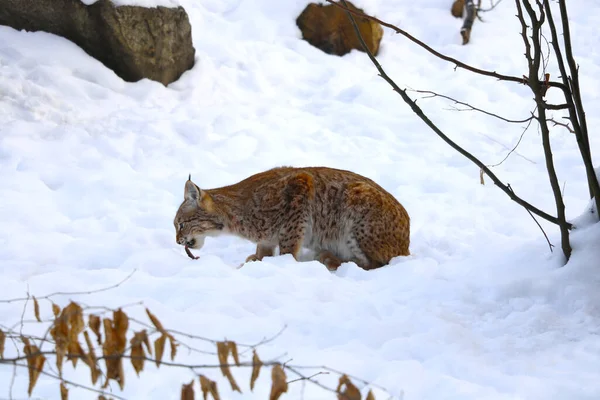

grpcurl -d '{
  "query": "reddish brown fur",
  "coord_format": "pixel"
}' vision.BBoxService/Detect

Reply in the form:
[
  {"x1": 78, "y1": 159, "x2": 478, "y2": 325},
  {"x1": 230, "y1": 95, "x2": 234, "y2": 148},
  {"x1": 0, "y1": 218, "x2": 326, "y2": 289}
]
[{"x1": 174, "y1": 166, "x2": 410, "y2": 271}]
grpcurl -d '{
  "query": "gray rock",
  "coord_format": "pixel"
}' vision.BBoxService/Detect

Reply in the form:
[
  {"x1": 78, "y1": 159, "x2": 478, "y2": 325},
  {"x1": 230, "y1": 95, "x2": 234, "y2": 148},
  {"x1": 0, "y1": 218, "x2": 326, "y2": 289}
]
[{"x1": 0, "y1": 0, "x2": 195, "y2": 85}]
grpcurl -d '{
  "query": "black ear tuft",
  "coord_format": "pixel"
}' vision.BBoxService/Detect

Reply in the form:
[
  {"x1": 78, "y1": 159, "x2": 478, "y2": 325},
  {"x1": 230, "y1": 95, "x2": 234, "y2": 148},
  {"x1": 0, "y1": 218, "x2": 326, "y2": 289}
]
[{"x1": 188, "y1": 174, "x2": 191, "y2": 181}]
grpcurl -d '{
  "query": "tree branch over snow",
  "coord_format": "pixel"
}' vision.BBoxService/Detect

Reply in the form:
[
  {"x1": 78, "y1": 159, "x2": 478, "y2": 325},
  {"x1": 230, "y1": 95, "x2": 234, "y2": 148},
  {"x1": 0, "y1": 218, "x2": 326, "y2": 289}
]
[
  {"x1": 478, "y1": 0, "x2": 505, "y2": 12},
  {"x1": 325, "y1": 0, "x2": 567, "y2": 91},
  {"x1": 543, "y1": 0, "x2": 600, "y2": 213},
  {"x1": 331, "y1": 0, "x2": 570, "y2": 229},
  {"x1": 412, "y1": 89, "x2": 534, "y2": 124},
  {"x1": 516, "y1": 0, "x2": 572, "y2": 259},
  {"x1": 0, "y1": 283, "x2": 397, "y2": 400}
]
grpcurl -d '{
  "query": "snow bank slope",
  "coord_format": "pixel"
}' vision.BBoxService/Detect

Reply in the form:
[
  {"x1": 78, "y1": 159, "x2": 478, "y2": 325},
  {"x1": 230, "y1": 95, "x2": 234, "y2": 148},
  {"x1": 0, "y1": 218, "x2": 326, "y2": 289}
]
[{"x1": 1, "y1": 0, "x2": 600, "y2": 399}]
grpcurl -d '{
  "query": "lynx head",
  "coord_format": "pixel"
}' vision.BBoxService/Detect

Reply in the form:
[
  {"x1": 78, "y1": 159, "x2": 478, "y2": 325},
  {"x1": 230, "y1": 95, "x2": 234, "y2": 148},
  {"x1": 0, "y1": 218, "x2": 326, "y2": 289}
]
[{"x1": 174, "y1": 176, "x2": 225, "y2": 250}]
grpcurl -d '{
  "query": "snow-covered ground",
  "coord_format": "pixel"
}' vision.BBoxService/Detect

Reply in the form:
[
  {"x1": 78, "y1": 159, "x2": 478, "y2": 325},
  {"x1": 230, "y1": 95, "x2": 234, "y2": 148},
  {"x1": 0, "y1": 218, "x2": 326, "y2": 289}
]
[{"x1": 1, "y1": 0, "x2": 600, "y2": 399}]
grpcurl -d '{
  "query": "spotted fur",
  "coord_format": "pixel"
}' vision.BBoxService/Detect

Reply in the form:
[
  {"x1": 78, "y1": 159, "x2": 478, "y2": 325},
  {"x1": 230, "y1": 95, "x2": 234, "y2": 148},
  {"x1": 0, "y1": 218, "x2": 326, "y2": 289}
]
[{"x1": 173, "y1": 166, "x2": 410, "y2": 270}]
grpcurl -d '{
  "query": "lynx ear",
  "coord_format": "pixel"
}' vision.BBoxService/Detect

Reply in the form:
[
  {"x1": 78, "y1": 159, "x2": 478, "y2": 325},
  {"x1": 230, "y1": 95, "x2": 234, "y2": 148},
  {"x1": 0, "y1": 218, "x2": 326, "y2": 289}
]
[
  {"x1": 184, "y1": 179, "x2": 202, "y2": 202},
  {"x1": 184, "y1": 179, "x2": 214, "y2": 211}
]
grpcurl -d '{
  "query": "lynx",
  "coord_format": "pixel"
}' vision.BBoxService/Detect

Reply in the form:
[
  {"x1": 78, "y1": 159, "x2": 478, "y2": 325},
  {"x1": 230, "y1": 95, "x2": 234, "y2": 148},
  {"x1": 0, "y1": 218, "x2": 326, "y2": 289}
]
[{"x1": 173, "y1": 166, "x2": 410, "y2": 271}]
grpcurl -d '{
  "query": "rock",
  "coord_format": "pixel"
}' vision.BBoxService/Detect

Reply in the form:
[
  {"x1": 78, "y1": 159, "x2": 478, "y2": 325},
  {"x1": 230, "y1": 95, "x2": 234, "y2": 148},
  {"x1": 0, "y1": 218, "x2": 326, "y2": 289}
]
[
  {"x1": 451, "y1": 0, "x2": 465, "y2": 18},
  {"x1": 296, "y1": 1, "x2": 383, "y2": 57},
  {"x1": 0, "y1": 0, "x2": 195, "y2": 86}
]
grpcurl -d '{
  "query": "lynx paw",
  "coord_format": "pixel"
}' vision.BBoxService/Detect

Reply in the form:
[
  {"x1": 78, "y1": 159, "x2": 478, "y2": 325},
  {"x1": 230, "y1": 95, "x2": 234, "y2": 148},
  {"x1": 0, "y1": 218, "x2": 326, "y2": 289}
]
[
  {"x1": 245, "y1": 254, "x2": 260, "y2": 263},
  {"x1": 316, "y1": 250, "x2": 342, "y2": 271}
]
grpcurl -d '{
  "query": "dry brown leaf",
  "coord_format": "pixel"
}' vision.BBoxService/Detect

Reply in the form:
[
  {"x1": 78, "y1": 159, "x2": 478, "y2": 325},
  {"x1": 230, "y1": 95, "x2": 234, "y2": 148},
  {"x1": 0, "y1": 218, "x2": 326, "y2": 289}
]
[
  {"x1": 52, "y1": 303, "x2": 61, "y2": 317},
  {"x1": 365, "y1": 390, "x2": 376, "y2": 400},
  {"x1": 83, "y1": 331, "x2": 100, "y2": 385},
  {"x1": 154, "y1": 334, "x2": 167, "y2": 367},
  {"x1": 23, "y1": 342, "x2": 46, "y2": 396},
  {"x1": 216, "y1": 341, "x2": 241, "y2": 392},
  {"x1": 130, "y1": 330, "x2": 149, "y2": 375},
  {"x1": 33, "y1": 296, "x2": 41, "y2": 322},
  {"x1": 50, "y1": 307, "x2": 69, "y2": 374},
  {"x1": 0, "y1": 329, "x2": 5, "y2": 359},
  {"x1": 181, "y1": 380, "x2": 195, "y2": 400},
  {"x1": 60, "y1": 382, "x2": 69, "y2": 400},
  {"x1": 146, "y1": 308, "x2": 165, "y2": 333},
  {"x1": 269, "y1": 364, "x2": 288, "y2": 400},
  {"x1": 199, "y1": 375, "x2": 220, "y2": 400},
  {"x1": 102, "y1": 317, "x2": 125, "y2": 390},
  {"x1": 113, "y1": 309, "x2": 128, "y2": 353},
  {"x1": 64, "y1": 302, "x2": 84, "y2": 338},
  {"x1": 168, "y1": 333, "x2": 178, "y2": 361},
  {"x1": 336, "y1": 374, "x2": 361, "y2": 400},
  {"x1": 228, "y1": 341, "x2": 240, "y2": 366},
  {"x1": 66, "y1": 339, "x2": 85, "y2": 368},
  {"x1": 89, "y1": 314, "x2": 102, "y2": 344},
  {"x1": 250, "y1": 349, "x2": 262, "y2": 391},
  {"x1": 479, "y1": 168, "x2": 485, "y2": 185},
  {"x1": 140, "y1": 330, "x2": 152, "y2": 355}
]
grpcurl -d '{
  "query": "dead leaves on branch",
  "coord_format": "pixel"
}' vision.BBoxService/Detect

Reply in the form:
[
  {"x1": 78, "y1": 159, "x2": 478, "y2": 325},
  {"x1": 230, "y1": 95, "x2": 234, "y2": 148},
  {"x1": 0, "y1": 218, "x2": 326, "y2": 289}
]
[
  {"x1": 181, "y1": 379, "x2": 195, "y2": 400},
  {"x1": 22, "y1": 336, "x2": 46, "y2": 396},
  {"x1": 216, "y1": 340, "x2": 241, "y2": 392},
  {"x1": 130, "y1": 329, "x2": 151, "y2": 375},
  {"x1": 102, "y1": 310, "x2": 128, "y2": 390},
  {"x1": 199, "y1": 375, "x2": 221, "y2": 400},
  {"x1": 269, "y1": 364, "x2": 288, "y2": 400},
  {"x1": 49, "y1": 301, "x2": 85, "y2": 373},
  {"x1": 146, "y1": 307, "x2": 178, "y2": 367},
  {"x1": 9, "y1": 299, "x2": 379, "y2": 400},
  {"x1": 60, "y1": 382, "x2": 69, "y2": 400},
  {"x1": 337, "y1": 374, "x2": 362, "y2": 400},
  {"x1": 33, "y1": 296, "x2": 41, "y2": 322},
  {"x1": 0, "y1": 329, "x2": 5, "y2": 359},
  {"x1": 250, "y1": 349, "x2": 263, "y2": 391}
]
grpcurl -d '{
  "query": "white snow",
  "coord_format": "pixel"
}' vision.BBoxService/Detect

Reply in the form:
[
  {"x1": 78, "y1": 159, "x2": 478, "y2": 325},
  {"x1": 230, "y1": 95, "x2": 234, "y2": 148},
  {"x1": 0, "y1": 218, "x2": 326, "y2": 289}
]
[{"x1": 1, "y1": 0, "x2": 600, "y2": 399}]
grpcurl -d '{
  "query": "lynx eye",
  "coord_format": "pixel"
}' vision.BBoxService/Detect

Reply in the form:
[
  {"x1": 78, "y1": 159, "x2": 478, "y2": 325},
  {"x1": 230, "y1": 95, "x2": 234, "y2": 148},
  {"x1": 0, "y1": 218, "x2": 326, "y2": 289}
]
[{"x1": 179, "y1": 223, "x2": 185, "y2": 230}]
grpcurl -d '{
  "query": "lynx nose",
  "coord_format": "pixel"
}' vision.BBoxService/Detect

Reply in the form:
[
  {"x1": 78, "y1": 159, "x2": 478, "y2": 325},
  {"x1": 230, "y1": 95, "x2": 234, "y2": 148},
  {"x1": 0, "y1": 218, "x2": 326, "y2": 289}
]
[{"x1": 177, "y1": 237, "x2": 185, "y2": 245}]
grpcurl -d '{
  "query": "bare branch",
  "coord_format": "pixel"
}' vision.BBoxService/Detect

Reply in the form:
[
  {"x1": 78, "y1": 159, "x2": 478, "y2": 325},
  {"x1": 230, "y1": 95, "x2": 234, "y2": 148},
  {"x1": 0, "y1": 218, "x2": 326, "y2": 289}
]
[
  {"x1": 478, "y1": 0, "x2": 505, "y2": 12},
  {"x1": 332, "y1": 0, "x2": 570, "y2": 228},
  {"x1": 287, "y1": 371, "x2": 330, "y2": 384},
  {"x1": 488, "y1": 109, "x2": 537, "y2": 167},
  {"x1": 11, "y1": 362, "x2": 127, "y2": 400},
  {"x1": 545, "y1": 0, "x2": 600, "y2": 211},
  {"x1": 545, "y1": 103, "x2": 568, "y2": 110},
  {"x1": 413, "y1": 89, "x2": 534, "y2": 123},
  {"x1": 517, "y1": 0, "x2": 571, "y2": 259},
  {"x1": 547, "y1": 118, "x2": 575, "y2": 133},
  {"x1": 0, "y1": 269, "x2": 137, "y2": 304},
  {"x1": 324, "y1": 0, "x2": 566, "y2": 91},
  {"x1": 508, "y1": 184, "x2": 554, "y2": 252}
]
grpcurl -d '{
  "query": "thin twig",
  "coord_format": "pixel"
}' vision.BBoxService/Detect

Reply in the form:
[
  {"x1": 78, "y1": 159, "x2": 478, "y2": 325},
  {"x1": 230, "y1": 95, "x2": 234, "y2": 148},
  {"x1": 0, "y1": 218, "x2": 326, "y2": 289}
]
[
  {"x1": 508, "y1": 184, "x2": 554, "y2": 252},
  {"x1": 487, "y1": 109, "x2": 536, "y2": 167},
  {"x1": 11, "y1": 362, "x2": 127, "y2": 400},
  {"x1": 413, "y1": 89, "x2": 534, "y2": 123},
  {"x1": 0, "y1": 269, "x2": 137, "y2": 304},
  {"x1": 547, "y1": 118, "x2": 575, "y2": 133},
  {"x1": 287, "y1": 371, "x2": 330, "y2": 384},
  {"x1": 478, "y1": 0, "x2": 504, "y2": 12},
  {"x1": 8, "y1": 364, "x2": 16, "y2": 400}
]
